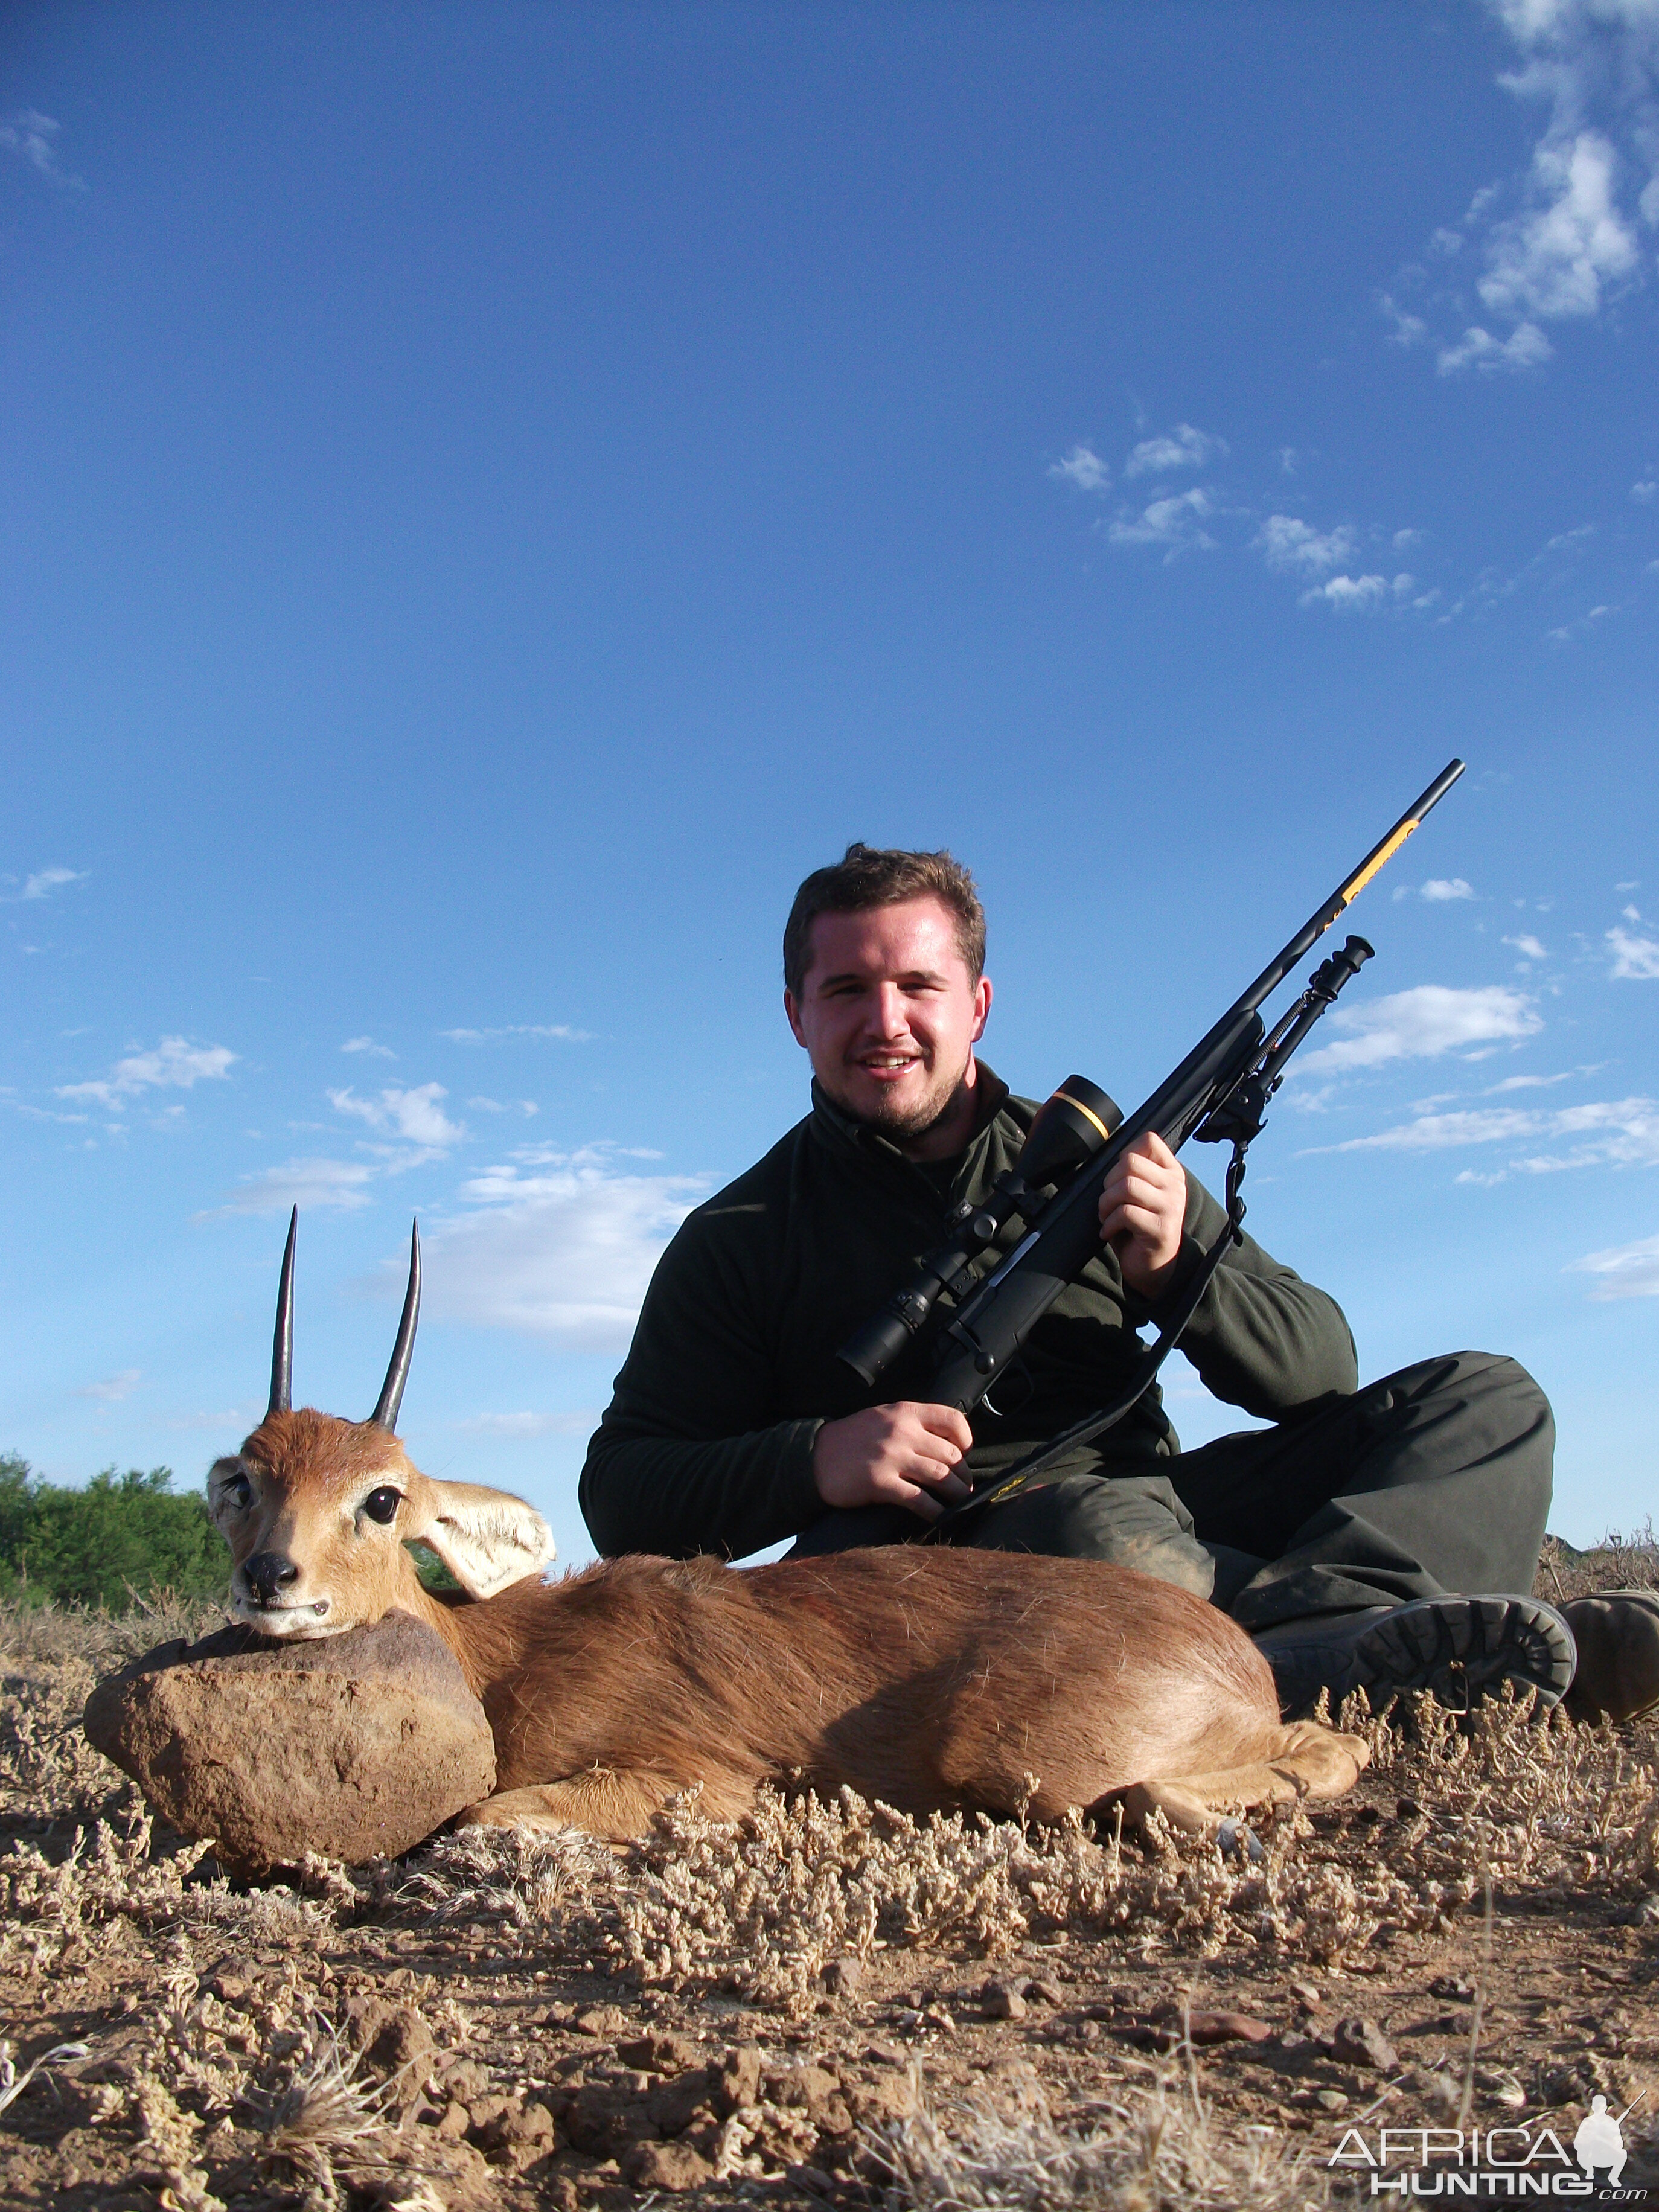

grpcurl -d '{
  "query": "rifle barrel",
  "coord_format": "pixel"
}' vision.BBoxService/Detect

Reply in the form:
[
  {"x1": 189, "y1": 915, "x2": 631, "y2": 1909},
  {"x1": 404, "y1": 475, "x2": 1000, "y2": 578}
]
[{"x1": 927, "y1": 758, "x2": 1466, "y2": 1415}]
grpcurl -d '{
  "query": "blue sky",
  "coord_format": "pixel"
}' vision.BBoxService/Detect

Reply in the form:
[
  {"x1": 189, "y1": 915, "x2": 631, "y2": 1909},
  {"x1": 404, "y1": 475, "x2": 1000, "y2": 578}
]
[{"x1": 3, "y1": 0, "x2": 1656, "y2": 1567}]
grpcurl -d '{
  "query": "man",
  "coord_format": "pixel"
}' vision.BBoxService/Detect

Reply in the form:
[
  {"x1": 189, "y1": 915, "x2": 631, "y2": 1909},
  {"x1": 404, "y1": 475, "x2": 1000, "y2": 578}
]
[{"x1": 581, "y1": 845, "x2": 1654, "y2": 1721}]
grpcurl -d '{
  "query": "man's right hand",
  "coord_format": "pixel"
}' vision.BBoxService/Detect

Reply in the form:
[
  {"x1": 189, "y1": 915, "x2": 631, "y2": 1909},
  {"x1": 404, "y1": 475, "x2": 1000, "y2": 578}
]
[{"x1": 811, "y1": 1401, "x2": 975, "y2": 1521}]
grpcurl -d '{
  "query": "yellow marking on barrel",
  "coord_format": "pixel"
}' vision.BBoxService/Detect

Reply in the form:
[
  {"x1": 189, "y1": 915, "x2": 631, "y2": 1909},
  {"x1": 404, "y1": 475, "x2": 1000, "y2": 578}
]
[{"x1": 1339, "y1": 817, "x2": 1419, "y2": 907}]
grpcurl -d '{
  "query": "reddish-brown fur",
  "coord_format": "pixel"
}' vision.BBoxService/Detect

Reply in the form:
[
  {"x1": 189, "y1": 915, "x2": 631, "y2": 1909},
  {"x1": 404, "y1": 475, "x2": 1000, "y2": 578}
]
[
  {"x1": 213, "y1": 1407, "x2": 1367, "y2": 1839},
  {"x1": 421, "y1": 1548, "x2": 1285, "y2": 1823}
]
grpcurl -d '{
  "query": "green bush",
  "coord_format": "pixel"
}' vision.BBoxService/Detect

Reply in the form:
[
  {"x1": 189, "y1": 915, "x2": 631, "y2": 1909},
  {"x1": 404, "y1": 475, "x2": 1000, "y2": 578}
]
[{"x1": 0, "y1": 1453, "x2": 231, "y2": 1613}]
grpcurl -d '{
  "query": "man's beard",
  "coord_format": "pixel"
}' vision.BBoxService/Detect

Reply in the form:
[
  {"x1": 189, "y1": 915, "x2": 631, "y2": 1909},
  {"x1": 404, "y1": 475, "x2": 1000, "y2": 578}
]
[{"x1": 826, "y1": 1058, "x2": 968, "y2": 1141}]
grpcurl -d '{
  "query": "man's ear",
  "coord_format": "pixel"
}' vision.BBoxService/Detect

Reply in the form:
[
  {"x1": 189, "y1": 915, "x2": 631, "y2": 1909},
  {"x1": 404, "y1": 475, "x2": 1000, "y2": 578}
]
[{"x1": 409, "y1": 1479, "x2": 555, "y2": 1600}]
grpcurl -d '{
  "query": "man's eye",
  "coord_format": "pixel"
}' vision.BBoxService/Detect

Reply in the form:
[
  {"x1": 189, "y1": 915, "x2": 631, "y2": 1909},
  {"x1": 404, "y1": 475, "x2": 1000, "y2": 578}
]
[{"x1": 363, "y1": 1487, "x2": 402, "y2": 1525}]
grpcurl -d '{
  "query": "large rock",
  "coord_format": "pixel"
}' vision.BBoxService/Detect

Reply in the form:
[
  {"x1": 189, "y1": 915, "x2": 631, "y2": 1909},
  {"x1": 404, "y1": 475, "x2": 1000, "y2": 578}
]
[{"x1": 82, "y1": 1609, "x2": 496, "y2": 1868}]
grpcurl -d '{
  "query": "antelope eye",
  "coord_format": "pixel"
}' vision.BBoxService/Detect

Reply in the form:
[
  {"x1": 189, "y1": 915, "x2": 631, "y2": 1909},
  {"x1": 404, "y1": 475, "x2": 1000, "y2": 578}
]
[
  {"x1": 363, "y1": 1486, "x2": 402, "y2": 1525},
  {"x1": 224, "y1": 1474, "x2": 252, "y2": 1510}
]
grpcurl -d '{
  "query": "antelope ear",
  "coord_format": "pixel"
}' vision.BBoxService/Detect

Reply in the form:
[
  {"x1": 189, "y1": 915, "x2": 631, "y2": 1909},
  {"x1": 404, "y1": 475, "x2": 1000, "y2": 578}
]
[{"x1": 411, "y1": 1479, "x2": 555, "y2": 1600}]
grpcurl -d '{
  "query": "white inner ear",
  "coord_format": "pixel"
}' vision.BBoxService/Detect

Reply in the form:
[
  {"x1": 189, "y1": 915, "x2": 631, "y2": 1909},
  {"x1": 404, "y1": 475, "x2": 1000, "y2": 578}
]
[{"x1": 412, "y1": 1478, "x2": 555, "y2": 1600}]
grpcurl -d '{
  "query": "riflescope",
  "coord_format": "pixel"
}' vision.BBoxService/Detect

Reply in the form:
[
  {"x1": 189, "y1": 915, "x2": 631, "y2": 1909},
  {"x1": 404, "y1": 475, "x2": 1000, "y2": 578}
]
[{"x1": 836, "y1": 1073, "x2": 1122, "y2": 1388}]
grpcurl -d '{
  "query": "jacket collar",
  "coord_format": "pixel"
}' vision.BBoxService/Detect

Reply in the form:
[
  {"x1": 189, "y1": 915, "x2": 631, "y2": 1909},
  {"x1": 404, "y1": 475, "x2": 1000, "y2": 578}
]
[{"x1": 809, "y1": 1061, "x2": 1012, "y2": 1178}]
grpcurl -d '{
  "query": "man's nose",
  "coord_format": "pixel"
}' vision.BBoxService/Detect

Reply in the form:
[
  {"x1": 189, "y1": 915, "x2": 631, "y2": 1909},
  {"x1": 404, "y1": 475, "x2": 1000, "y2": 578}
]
[
  {"x1": 866, "y1": 983, "x2": 912, "y2": 1037},
  {"x1": 243, "y1": 1551, "x2": 299, "y2": 1603}
]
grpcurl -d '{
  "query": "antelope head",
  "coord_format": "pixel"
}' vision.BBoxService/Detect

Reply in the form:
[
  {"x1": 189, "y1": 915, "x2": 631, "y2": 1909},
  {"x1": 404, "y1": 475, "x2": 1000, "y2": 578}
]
[{"x1": 209, "y1": 1210, "x2": 555, "y2": 1638}]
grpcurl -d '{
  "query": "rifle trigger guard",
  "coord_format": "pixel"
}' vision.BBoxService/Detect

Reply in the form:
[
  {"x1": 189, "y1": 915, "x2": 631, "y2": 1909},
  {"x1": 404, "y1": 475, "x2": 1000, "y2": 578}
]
[{"x1": 980, "y1": 1358, "x2": 1034, "y2": 1420}]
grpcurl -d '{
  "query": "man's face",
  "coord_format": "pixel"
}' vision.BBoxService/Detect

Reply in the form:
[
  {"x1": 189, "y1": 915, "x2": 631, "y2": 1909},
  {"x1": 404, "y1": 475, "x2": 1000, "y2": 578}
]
[{"x1": 785, "y1": 897, "x2": 991, "y2": 1139}]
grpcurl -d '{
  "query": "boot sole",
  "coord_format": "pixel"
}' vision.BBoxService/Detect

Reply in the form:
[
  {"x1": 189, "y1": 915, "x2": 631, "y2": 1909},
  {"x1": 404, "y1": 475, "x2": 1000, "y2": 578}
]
[{"x1": 1351, "y1": 1594, "x2": 1576, "y2": 1714}]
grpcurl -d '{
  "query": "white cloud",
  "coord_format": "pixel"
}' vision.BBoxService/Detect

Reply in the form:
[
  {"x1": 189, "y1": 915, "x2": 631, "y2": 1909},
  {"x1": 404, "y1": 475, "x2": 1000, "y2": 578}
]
[
  {"x1": 78, "y1": 1369, "x2": 141, "y2": 1404},
  {"x1": 1300, "y1": 572, "x2": 1390, "y2": 610},
  {"x1": 1256, "y1": 516, "x2": 1360, "y2": 575},
  {"x1": 342, "y1": 1036, "x2": 396, "y2": 1059},
  {"x1": 1048, "y1": 443, "x2": 1110, "y2": 492},
  {"x1": 1313, "y1": 1096, "x2": 1659, "y2": 1177},
  {"x1": 1125, "y1": 424, "x2": 1227, "y2": 476},
  {"x1": 1107, "y1": 488, "x2": 1216, "y2": 557},
  {"x1": 4, "y1": 866, "x2": 89, "y2": 903},
  {"x1": 1567, "y1": 1230, "x2": 1659, "y2": 1299},
  {"x1": 415, "y1": 1148, "x2": 703, "y2": 1351},
  {"x1": 1477, "y1": 131, "x2": 1640, "y2": 319},
  {"x1": 468, "y1": 1096, "x2": 539, "y2": 1116},
  {"x1": 328, "y1": 1082, "x2": 465, "y2": 1149},
  {"x1": 440, "y1": 1023, "x2": 593, "y2": 1043},
  {"x1": 211, "y1": 1157, "x2": 377, "y2": 1215},
  {"x1": 1379, "y1": 293, "x2": 1429, "y2": 345},
  {"x1": 1395, "y1": 5, "x2": 1659, "y2": 377},
  {"x1": 450, "y1": 1409, "x2": 598, "y2": 1437},
  {"x1": 1437, "y1": 321, "x2": 1555, "y2": 372},
  {"x1": 1631, "y1": 479, "x2": 1657, "y2": 501},
  {"x1": 1557, "y1": 601, "x2": 1619, "y2": 637},
  {"x1": 1294, "y1": 985, "x2": 1543, "y2": 1076},
  {"x1": 57, "y1": 1037, "x2": 237, "y2": 1109},
  {"x1": 1505, "y1": 932, "x2": 1550, "y2": 958},
  {"x1": 1608, "y1": 924, "x2": 1659, "y2": 977},
  {"x1": 0, "y1": 111, "x2": 83, "y2": 189},
  {"x1": 1420, "y1": 878, "x2": 1477, "y2": 903}
]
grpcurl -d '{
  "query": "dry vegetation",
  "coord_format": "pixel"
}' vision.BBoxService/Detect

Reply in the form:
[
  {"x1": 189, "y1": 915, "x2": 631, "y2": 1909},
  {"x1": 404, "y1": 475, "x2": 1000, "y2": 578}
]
[{"x1": 2, "y1": 1539, "x2": 1657, "y2": 2210}]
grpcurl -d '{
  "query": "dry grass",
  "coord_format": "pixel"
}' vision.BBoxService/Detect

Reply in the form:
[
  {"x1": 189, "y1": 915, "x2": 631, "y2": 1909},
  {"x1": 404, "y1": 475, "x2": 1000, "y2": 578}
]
[
  {"x1": 868, "y1": 2063, "x2": 1335, "y2": 2211},
  {"x1": 0, "y1": 1539, "x2": 1655, "y2": 2206}
]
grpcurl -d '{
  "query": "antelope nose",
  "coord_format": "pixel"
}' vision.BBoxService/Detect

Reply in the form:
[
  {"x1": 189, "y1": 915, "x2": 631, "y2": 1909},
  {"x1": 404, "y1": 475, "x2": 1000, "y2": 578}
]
[{"x1": 243, "y1": 1552, "x2": 299, "y2": 1605}]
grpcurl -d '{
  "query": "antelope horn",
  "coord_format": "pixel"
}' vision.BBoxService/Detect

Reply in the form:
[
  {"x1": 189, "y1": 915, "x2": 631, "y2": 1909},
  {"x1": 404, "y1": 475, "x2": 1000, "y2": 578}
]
[
  {"x1": 371, "y1": 1220, "x2": 421, "y2": 1431},
  {"x1": 268, "y1": 1207, "x2": 297, "y2": 1416}
]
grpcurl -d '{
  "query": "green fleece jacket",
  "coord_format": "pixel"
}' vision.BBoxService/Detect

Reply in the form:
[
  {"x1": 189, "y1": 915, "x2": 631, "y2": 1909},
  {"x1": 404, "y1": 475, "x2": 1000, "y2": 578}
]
[{"x1": 578, "y1": 1067, "x2": 1358, "y2": 1561}]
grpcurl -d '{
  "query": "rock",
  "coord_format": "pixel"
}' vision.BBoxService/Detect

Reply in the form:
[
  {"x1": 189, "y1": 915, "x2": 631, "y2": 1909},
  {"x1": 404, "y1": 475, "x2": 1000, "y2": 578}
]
[
  {"x1": 344, "y1": 1999, "x2": 437, "y2": 2110},
  {"x1": 843, "y1": 2069, "x2": 921, "y2": 2126},
  {"x1": 476, "y1": 2097, "x2": 557, "y2": 2166},
  {"x1": 646, "y1": 2069, "x2": 717, "y2": 2137},
  {"x1": 716, "y1": 2043, "x2": 764, "y2": 2115},
  {"x1": 1331, "y1": 2016, "x2": 1398, "y2": 2071},
  {"x1": 82, "y1": 1613, "x2": 496, "y2": 1869},
  {"x1": 1024, "y1": 1978, "x2": 1063, "y2": 2008},
  {"x1": 1135, "y1": 2009, "x2": 1276, "y2": 2051},
  {"x1": 625, "y1": 2139, "x2": 717, "y2": 2191},
  {"x1": 1561, "y1": 1589, "x2": 1659, "y2": 1724},
  {"x1": 573, "y1": 2004, "x2": 628, "y2": 2039},
  {"x1": 1288, "y1": 1980, "x2": 1323, "y2": 2012},
  {"x1": 823, "y1": 1955, "x2": 866, "y2": 1999},
  {"x1": 440, "y1": 2059, "x2": 491, "y2": 2102},
  {"x1": 982, "y1": 1979, "x2": 1028, "y2": 2021},
  {"x1": 1429, "y1": 1974, "x2": 1475, "y2": 2003},
  {"x1": 618, "y1": 2031, "x2": 702, "y2": 2075},
  {"x1": 769, "y1": 2065, "x2": 851, "y2": 2132}
]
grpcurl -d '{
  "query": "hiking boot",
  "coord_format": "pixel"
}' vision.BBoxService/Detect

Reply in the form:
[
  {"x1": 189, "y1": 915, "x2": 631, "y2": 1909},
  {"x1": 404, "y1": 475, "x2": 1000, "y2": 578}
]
[
  {"x1": 1559, "y1": 1588, "x2": 1659, "y2": 1724},
  {"x1": 1253, "y1": 1594, "x2": 1576, "y2": 1721}
]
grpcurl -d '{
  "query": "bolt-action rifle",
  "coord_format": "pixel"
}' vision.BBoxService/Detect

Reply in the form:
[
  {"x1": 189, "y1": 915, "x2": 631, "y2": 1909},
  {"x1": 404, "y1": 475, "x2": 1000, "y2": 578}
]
[{"x1": 836, "y1": 759, "x2": 1467, "y2": 1532}]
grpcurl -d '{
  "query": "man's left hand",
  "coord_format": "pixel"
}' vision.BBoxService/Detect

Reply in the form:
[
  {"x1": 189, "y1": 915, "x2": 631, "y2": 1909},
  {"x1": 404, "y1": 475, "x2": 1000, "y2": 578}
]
[{"x1": 1098, "y1": 1131, "x2": 1187, "y2": 1301}]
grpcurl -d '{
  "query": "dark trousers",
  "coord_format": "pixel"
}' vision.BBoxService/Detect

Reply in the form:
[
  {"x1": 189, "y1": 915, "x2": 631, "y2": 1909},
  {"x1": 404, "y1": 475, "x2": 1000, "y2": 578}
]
[{"x1": 786, "y1": 1351, "x2": 1555, "y2": 1631}]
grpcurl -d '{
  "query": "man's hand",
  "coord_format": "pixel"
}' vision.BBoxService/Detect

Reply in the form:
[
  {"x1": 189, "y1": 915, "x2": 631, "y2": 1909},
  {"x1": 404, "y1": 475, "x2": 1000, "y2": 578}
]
[
  {"x1": 813, "y1": 1401, "x2": 974, "y2": 1521},
  {"x1": 1098, "y1": 1131, "x2": 1188, "y2": 1300}
]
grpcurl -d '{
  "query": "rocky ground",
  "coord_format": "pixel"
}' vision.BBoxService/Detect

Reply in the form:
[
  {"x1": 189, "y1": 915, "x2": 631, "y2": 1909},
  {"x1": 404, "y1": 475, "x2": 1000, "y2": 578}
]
[{"x1": 2, "y1": 1533, "x2": 1657, "y2": 2211}]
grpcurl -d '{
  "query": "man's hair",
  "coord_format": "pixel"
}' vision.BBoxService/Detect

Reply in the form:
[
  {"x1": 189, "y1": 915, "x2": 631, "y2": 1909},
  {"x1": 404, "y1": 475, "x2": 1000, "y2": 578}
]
[{"x1": 783, "y1": 843, "x2": 986, "y2": 997}]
